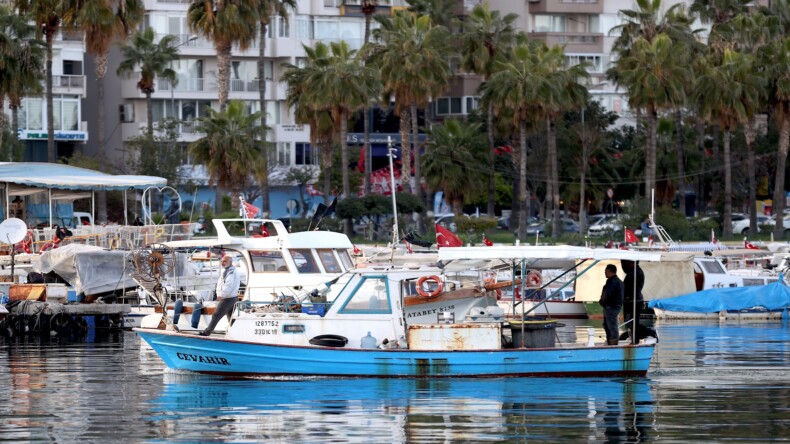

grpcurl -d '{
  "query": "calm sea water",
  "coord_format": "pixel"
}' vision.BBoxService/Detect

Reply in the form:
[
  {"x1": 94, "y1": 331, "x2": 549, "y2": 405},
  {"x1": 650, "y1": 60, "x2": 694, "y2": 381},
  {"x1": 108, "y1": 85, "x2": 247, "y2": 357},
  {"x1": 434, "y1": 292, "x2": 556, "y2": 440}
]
[{"x1": 1, "y1": 320, "x2": 789, "y2": 443}]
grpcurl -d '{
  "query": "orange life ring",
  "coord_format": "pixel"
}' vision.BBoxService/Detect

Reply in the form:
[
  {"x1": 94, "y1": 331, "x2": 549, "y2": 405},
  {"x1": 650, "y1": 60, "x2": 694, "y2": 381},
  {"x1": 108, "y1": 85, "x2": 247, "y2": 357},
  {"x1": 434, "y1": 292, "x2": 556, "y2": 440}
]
[
  {"x1": 416, "y1": 275, "x2": 443, "y2": 298},
  {"x1": 483, "y1": 277, "x2": 503, "y2": 298},
  {"x1": 527, "y1": 270, "x2": 542, "y2": 287}
]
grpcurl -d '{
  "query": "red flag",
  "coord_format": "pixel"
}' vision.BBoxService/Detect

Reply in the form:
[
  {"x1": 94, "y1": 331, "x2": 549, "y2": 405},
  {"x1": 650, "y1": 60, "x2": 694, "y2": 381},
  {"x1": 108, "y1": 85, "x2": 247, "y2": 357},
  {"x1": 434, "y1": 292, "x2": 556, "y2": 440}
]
[
  {"x1": 648, "y1": 235, "x2": 655, "y2": 247},
  {"x1": 625, "y1": 228, "x2": 638, "y2": 243},
  {"x1": 483, "y1": 234, "x2": 493, "y2": 246},
  {"x1": 745, "y1": 239, "x2": 759, "y2": 250},
  {"x1": 404, "y1": 240, "x2": 413, "y2": 254},
  {"x1": 435, "y1": 224, "x2": 462, "y2": 248},
  {"x1": 353, "y1": 244, "x2": 361, "y2": 254},
  {"x1": 357, "y1": 147, "x2": 365, "y2": 173},
  {"x1": 242, "y1": 201, "x2": 260, "y2": 218}
]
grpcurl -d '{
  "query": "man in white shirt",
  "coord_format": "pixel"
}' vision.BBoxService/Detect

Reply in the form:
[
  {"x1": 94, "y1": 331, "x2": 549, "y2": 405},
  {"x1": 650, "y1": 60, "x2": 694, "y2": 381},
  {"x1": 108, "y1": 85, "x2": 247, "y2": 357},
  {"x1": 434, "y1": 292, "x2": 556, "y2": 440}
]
[{"x1": 199, "y1": 255, "x2": 241, "y2": 336}]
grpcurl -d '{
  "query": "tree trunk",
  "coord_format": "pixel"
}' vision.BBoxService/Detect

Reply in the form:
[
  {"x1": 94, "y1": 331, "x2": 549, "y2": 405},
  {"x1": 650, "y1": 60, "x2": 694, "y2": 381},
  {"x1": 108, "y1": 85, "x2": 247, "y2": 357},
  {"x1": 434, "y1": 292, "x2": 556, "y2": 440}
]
[
  {"x1": 744, "y1": 120, "x2": 757, "y2": 237},
  {"x1": 257, "y1": 23, "x2": 270, "y2": 215},
  {"x1": 696, "y1": 111, "x2": 705, "y2": 213},
  {"x1": 321, "y1": 141, "x2": 333, "y2": 202},
  {"x1": 217, "y1": 42, "x2": 232, "y2": 112},
  {"x1": 146, "y1": 91, "x2": 154, "y2": 137},
  {"x1": 46, "y1": 31, "x2": 55, "y2": 162},
  {"x1": 96, "y1": 52, "x2": 109, "y2": 224},
  {"x1": 340, "y1": 111, "x2": 352, "y2": 236},
  {"x1": 487, "y1": 100, "x2": 495, "y2": 218},
  {"x1": 0, "y1": 95, "x2": 5, "y2": 160},
  {"x1": 363, "y1": 13, "x2": 372, "y2": 196},
  {"x1": 410, "y1": 102, "x2": 420, "y2": 198},
  {"x1": 675, "y1": 110, "x2": 685, "y2": 217},
  {"x1": 723, "y1": 130, "x2": 732, "y2": 238},
  {"x1": 399, "y1": 109, "x2": 411, "y2": 193},
  {"x1": 10, "y1": 102, "x2": 19, "y2": 161},
  {"x1": 518, "y1": 119, "x2": 528, "y2": 241},
  {"x1": 773, "y1": 111, "x2": 789, "y2": 239},
  {"x1": 215, "y1": 182, "x2": 223, "y2": 213},
  {"x1": 579, "y1": 129, "x2": 588, "y2": 236},
  {"x1": 548, "y1": 117, "x2": 560, "y2": 236}
]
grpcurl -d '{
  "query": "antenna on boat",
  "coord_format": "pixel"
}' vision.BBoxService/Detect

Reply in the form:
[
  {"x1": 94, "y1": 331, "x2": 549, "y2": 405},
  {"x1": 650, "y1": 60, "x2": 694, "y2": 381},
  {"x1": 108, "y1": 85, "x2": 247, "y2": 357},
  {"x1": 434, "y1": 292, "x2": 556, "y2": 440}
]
[
  {"x1": 648, "y1": 188, "x2": 675, "y2": 247},
  {"x1": 387, "y1": 136, "x2": 399, "y2": 258}
]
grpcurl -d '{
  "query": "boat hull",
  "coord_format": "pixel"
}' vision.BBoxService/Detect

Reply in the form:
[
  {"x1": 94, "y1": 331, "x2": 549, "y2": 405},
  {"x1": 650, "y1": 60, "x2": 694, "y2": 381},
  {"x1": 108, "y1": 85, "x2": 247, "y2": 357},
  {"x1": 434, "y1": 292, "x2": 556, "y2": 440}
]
[
  {"x1": 135, "y1": 328, "x2": 654, "y2": 378},
  {"x1": 653, "y1": 308, "x2": 788, "y2": 320},
  {"x1": 498, "y1": 300, "x2": 588, "y2": 319}
]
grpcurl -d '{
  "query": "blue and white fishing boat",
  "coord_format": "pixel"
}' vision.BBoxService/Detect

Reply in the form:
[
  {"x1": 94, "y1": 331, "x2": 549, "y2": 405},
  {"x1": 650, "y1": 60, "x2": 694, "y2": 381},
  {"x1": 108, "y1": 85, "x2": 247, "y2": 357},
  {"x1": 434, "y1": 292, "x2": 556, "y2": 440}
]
[
  {"x1": 135, "y1": 246, "x2": 663, "y2": 378},
  {"x1": 648, "y1": 279, "x2": 790, "y2": 320}
]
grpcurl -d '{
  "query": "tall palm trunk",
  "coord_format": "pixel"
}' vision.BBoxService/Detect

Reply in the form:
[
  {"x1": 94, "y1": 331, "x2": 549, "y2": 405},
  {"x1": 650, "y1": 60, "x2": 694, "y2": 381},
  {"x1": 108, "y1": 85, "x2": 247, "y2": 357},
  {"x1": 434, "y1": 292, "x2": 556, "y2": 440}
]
[
  {"x1": 257, "y1": 23, "x2": 270, "y2": 215},
  {"x1": 744, "y1": 120, "x2": 757, "y2": 236},
  {"x1": 321, "y1": 141, "x2": 333, "y2": 202},
  {"x1": 46, "y1": 31, "x2": 55, "y2": 162},
  {"x1": 646, "y1": 106, "x2": 658, "y2": 198},
  {"x1": 146, "y1": 91, "x2": 154, "y2": 137},
  {"x1": 96, "y1": 52, "x2": 109, "y2": 223},
  {"x1": 579, "y1": 125, "x2": 588, "y2": 236},
  {"x1": 0, "y1": 95, "x2": 5, "y2": 161},
  {"x1": 773, "y1": 111, "x2": 790, "y2": 239},
  {"x1": 547, "y1": 117, "x2": 560, "y2": 236},
  {"x1": 410, "y1": 102, "x2": 420, "y2": 199},
  {"x1": 11, "y1": 102, "x2": 20, "y2": 161},
  {"x1": 517, "y1": 120, "x2": 528, "y2": 240},
  {"x1": 675, "y1": 110, "x2": 685, "y2": 217},
  {"x1": 487, "y1": 101, "x2": 495, "y2": 217},
  {"x1": 339, "y1": 110, "x2": 352, "y2": 236},
  {"x1": 217, "y1": 42, "x2": 232, "y2": 112},
  {"x1": 362, "y1": 13, "x2": 372, "y2": 196},
  {"x1": 399, "y1": 109, "x2": 411, "y2": 193},
  {"x1": 215, "y1": 182, "x2": 223, "y2": 213},
  {"x1": 696, "y1": 111, "x2": 705, "y2": 213},
  {"x1": 723, "y1": 130, "x2": 733, "y2": 238}
]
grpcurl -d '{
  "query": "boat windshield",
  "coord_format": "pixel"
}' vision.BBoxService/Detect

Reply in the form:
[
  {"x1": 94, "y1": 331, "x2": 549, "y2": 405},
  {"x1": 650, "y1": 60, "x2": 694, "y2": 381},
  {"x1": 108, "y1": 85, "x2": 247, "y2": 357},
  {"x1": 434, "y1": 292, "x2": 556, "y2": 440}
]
[
  {"x1": 290, "y1": 249, "x2": 320, "y2": 273},
  {"x1": 249, "y1": 250, "x2": 289, "y2": 272},
  {"x1": 316, "y1": 249, "x2": 342, "y2": 273},
  {"x1": 338, "y1": 277, "x2": 391, "y2": 314}
]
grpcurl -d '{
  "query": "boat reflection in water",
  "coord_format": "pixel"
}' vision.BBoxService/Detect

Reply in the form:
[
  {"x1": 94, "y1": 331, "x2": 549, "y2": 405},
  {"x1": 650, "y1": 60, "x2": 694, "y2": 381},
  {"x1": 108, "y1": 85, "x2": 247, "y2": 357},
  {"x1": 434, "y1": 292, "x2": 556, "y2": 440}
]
[{"x1": 151, "y1": 374, "x2": 654, "y2": 442}]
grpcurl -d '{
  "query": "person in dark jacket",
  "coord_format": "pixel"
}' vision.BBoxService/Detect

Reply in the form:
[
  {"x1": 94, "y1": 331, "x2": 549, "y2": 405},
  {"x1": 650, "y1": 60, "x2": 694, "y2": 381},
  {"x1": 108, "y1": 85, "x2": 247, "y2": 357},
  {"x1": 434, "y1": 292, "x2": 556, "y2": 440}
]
[
  {"x1": 599, "y1": 264, "x2": 624, "y2": 345},
  {"x1": 620, "y1": 260, "x2": 658, "y2": 342}
]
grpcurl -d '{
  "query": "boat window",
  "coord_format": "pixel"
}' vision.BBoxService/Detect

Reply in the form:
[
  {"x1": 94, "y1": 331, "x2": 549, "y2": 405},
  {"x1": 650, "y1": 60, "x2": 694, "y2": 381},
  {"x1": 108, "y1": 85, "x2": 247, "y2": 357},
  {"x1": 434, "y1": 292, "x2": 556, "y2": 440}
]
[
  {"x1": 339, "y1": 277, "x2": 391, "y2": 314},
  {"x1": 700, "y1": 260, "x2": 726, "y2": 274},
  {"x1": 249, "y1": 250, "x2": 289, "y2": 272},
  {"x1": 337, "y1": 249, "x2": 353, "y2": 270},
  {"x1": 290, "y1": 249, "x2": 320, "y2": 273},
  {"x1": 316, "y1": 249, "x2": 342, "y2": 273}
]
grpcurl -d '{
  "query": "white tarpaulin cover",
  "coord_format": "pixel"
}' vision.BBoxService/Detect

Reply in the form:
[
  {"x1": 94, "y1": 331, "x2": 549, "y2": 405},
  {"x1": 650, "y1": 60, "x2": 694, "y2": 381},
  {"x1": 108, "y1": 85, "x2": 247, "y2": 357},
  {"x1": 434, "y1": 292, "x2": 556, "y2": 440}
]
[
  {"x1": 0, "y1": 162, "x2": 166, "y2": 190},
  {"x1": 32, "y1": 244, "x2": 137, "y2": 295}
]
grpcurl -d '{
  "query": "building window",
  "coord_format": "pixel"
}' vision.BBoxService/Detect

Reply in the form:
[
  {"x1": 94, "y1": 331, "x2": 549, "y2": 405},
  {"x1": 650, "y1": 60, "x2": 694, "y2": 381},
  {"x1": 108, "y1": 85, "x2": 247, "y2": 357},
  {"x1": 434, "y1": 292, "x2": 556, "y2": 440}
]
[
  {"x1": 295, "y1": 142, "x2": 319, "y2": 165},
  {"x1": 534, "y1": 15, "x2": 565, "y2": 33},
  {"x1": 277, "y1": 142, "x2": 291, "y2": 166},
  {"x1": 20, "y1": 98, "x2": 43, "y2": 130},
  {"x1": 295, "y1": 16, "x2": 313, "y2": 39},
  {"x1": 53, "y1": 96, "x2": 79, "y2": 131},
  {"x1": 435, "y1": 97, "x2": 464, "y2": 115}
]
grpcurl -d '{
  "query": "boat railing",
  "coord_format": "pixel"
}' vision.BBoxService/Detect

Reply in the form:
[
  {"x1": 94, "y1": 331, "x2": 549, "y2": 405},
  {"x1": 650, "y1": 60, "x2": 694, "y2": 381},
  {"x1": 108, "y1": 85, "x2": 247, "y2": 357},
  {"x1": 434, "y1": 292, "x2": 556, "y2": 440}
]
[{"x1": 5, "y1": 224, "x2": 195, "y2": 254}]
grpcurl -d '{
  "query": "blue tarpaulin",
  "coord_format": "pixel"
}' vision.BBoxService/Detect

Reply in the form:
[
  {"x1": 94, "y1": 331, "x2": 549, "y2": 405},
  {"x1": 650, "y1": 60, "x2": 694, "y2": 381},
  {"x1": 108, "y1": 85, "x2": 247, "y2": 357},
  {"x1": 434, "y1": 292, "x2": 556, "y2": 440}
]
[{"x1": 648, "y1": 280, "x2": 790, "y2": 313}]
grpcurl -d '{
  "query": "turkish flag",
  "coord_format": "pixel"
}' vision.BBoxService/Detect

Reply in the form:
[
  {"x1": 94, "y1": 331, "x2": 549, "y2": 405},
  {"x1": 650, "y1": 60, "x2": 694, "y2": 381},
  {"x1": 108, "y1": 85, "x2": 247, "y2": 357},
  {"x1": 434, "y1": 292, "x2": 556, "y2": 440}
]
[
  {"x1": 745, "y1": 239, "x2": 759, "y2": 250},
  {"x1": 435, "y1": 224, "x2": 462, "y2": 248},
  {"x1": 483, "y1": 234, "x2": 493, "y2": 246},
  {"x1": 242, "y1": 201, "x2": 260, "y2": 219},
  {"x1": 625, "y1": 228, "x2": 638, "y2": 243}
]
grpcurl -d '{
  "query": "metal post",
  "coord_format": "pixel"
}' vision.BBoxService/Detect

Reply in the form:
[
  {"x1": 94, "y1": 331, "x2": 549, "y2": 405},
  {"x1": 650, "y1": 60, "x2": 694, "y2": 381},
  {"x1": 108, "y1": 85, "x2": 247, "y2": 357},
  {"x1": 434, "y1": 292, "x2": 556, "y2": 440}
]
[
  {"x1": 91, "y1": 191, "x2": 95, "y2": 224},
  {"x1": 123, "y1": 190, "x2": 128, "y2": 225},
  {"x1": 5, "y1": 182, "x2": 8, "y2": 220},
  {"x1": 48, "y1": 188, "x2": 52, "y2": 228},
  {"x1": 387, "y1": 136, "x2": 399, "y2": 248}
]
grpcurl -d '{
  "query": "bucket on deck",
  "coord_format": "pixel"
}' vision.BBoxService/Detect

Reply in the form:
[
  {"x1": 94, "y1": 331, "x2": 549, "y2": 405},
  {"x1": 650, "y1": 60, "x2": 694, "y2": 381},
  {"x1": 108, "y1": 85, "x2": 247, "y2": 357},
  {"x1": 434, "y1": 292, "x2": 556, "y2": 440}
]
[{"x1": 509, "y1": 317, "x2": 558, "y2": 348}]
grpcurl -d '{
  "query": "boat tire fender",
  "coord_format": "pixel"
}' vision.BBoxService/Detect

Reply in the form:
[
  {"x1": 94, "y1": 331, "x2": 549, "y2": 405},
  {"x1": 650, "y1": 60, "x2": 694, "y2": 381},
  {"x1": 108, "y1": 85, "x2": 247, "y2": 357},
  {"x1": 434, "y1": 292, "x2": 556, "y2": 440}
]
[
  {"x1": 416, "y1": 275, "x2": 443, "y2": 298},
  {"x1": 309, "y1": 334, "x2": 348, "y2": 348}
]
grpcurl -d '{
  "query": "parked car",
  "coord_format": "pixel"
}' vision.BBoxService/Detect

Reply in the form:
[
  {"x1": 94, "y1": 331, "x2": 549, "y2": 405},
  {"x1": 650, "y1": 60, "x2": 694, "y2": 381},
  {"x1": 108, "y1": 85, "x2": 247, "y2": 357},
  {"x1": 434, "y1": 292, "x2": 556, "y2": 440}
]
[
  {"x1": 732, "y1": 215, "x2": 770, "y2": 235},
  {"x1": 525, "y1": 218, "x2": 580, "y2": 237},
  {"x1": 587, "y1": 214, "x2": 624, "y2": 237}
]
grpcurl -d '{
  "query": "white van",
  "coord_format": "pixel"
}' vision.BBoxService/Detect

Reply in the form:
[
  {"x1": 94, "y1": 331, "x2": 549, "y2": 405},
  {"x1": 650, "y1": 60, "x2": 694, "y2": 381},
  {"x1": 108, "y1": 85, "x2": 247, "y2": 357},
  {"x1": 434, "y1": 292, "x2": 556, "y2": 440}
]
[{"x1": 68, "y1": 212, "x2": 94, "y2": 227}]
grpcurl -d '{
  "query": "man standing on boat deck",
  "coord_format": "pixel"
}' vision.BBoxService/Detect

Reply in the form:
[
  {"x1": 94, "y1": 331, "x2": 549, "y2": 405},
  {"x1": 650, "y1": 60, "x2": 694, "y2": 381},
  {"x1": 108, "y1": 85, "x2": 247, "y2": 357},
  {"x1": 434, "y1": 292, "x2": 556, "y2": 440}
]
[
  {"x1": 620, "y1": 260, "x2": 658, "y2": 342},
  {"x1": 600, "y1": 264, "x2": 624, "y2": 345},
  {"x1": 199, "y1": 255, "x2": 241, "y2": 336}
]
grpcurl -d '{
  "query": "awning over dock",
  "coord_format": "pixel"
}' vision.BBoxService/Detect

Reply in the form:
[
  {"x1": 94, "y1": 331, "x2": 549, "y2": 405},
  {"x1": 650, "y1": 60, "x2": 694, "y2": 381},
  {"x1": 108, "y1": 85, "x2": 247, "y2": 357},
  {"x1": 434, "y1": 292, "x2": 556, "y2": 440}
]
[{"x1": 0, "y1": 162, "x2": 165, "y2": 191}]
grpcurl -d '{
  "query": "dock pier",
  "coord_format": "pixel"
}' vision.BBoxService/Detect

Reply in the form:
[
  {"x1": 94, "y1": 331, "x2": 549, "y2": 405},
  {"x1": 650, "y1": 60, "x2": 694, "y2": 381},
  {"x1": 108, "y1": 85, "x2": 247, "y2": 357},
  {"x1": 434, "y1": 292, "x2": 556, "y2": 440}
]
[{"x1": 1, "y1": 301, "x2": 130, "y2": 337}]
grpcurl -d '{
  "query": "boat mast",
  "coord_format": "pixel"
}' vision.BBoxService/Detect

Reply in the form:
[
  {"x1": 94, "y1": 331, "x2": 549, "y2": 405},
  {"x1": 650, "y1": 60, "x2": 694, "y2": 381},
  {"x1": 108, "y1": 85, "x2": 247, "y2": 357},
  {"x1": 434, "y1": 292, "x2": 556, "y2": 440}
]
[{"x1": 387, "y1": 136, "x2": 399, "y2": 258}]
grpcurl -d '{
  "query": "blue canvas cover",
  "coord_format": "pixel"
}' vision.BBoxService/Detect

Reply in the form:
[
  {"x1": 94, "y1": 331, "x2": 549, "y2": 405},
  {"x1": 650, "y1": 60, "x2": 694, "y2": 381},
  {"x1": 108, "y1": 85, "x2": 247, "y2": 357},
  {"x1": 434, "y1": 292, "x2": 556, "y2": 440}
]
[{"x1": 648, "y1": 280, "x2": 790, "y2": 313}]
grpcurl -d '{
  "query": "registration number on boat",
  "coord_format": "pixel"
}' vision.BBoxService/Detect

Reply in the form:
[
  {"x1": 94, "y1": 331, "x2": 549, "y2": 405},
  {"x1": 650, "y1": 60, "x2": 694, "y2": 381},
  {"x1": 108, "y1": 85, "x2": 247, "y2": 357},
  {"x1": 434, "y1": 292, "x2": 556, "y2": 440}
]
[{"x1": 254, "y1": 320, "x2": 280, "y2": 335}]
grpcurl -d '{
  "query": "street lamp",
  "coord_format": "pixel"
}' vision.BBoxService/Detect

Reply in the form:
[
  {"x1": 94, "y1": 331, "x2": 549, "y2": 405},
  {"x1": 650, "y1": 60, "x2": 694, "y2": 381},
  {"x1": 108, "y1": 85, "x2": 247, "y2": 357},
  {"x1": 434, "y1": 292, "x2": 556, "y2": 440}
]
[{"x1": 171, "y1": 35, "x2": 198, "y2": 120}]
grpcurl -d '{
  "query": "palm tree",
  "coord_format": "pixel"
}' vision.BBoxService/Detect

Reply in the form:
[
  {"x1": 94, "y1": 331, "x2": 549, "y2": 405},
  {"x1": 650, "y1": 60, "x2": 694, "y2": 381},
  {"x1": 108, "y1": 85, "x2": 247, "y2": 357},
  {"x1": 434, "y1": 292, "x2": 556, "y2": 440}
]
[
  {"x1": 187, "y1": 0, "x2": 257, "y2": 112},
  {"x1": 612, "y1": 33, "x2": 691, "y2": 201},
  {"x1": 253, "y1": 0, "x2": 296, "y2": 216},
  {"x1": 405, "y1": 0, "x2": 458, "y2": 28},
  {"x1": 422, "y1": 119, "x2": 487, "y2": 215},
  {"x1": 13, "y1": 0, "x2": 70, "y2": 162},
  {"x1": 117, "y1": 28, "x2": 179, "y2": 137},
  {"x1": 371, "y1": 11, "x2": 452, "y2": 195},
  {"x1": 481, "y1": 44, "x2": 545, "y2": 240},
  {"x1": 460, "y1": 2, "x2": 518, "y2": 220},
  {"x1": 0, "y1": 7, "x2": 44, "y2": 160},
  {"x1": 64, "y1": 0, "x2": 144, "y2": 223},
  {"x1": 696, "y1": 49, "x2": 762, "y2": 238},
  {"x1": 608, "y1": 0, "x2": 694, "y2": 199},
  {"x1": 189, "y1": 100, "x2": 265, "y2": 212},
  {"x1": 762, "y1": 0, "x2": 790, "y2": 238},
  {"x1": 292, "y1": 41, "x2": 380, "y2": 234}
]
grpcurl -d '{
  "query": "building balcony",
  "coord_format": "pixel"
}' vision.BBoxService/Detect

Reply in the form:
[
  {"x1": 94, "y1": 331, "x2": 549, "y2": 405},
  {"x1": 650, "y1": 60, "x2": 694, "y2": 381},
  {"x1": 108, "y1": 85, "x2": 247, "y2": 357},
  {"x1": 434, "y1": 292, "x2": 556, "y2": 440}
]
[
  {"x1": 529, "y1": 32, "x2": 603, "y2": 53},
  {"x1": 52, "y1": 75, "x2": 86, "y2": 97},
  {"x1": 528, "y1": 0, "x2": 603, "y2": 14}
]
